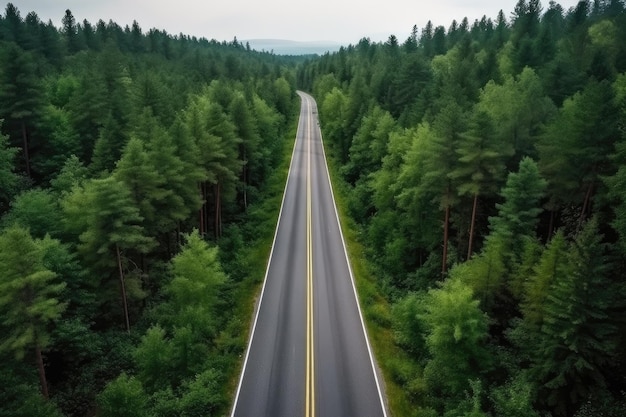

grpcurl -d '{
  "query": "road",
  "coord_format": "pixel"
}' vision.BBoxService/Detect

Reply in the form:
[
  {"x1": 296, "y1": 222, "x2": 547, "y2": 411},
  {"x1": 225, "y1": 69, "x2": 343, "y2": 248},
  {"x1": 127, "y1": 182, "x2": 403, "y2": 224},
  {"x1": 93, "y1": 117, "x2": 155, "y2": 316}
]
[{"x1": 231, "y1": 92, "x2": 387, "y2": 417}]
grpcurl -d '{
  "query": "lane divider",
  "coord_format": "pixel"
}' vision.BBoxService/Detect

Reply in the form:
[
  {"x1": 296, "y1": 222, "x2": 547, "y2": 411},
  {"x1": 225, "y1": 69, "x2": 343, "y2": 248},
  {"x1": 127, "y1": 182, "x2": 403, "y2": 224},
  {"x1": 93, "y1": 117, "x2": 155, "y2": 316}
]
[{"x1": 305, "y1": 97, "x2": 315, "y2": 417}]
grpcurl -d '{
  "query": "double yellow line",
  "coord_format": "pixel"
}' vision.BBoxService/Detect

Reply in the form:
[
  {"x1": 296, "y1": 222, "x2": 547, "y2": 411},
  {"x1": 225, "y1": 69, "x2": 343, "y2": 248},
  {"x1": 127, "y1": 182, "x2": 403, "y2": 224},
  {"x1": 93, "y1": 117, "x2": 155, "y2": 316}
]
[{"x1": 305, "y1": 100, "x2": 315, "y2": 417}]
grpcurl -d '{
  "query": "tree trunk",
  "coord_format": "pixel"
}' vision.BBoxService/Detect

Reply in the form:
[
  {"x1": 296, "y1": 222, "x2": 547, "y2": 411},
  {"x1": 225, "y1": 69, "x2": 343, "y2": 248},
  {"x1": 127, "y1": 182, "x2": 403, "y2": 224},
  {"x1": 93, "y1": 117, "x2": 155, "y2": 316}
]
[
  {"x1": 21, "y1": 121, "x2": 31, "y2": 178},
  {"x1": 243, "y1": 147, "x2": 248, "y2": 211},
  {"x1": 467, "y1": 193, "x2": 478, "y2": 260},
  {"x1": 35, "y1": 344, "x2": 49, "y2": 399},
  {"x1": 442, "y1": 205, "x2": 450, "y2": 276},
  {"x1": 548, "y1": 209, "x2": 555, "y2": 241},
  {"x1": 116, "y1": 243, "x2": 131, "y2": 334},
  {"x1": 214, "y1": 183, "x2": 221, "y2": 239},
  {"x1": 199, "y1": 182, "x2": 206, "y2": 236},
  {"x1": 578, "y1": 182, "x2": 594, "y2": 233}
]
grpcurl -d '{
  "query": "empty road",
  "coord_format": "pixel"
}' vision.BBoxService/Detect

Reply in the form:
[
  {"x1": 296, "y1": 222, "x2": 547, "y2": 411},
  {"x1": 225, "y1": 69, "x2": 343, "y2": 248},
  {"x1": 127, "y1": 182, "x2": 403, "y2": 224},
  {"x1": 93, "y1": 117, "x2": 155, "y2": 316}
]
[{"x1": 231, "y1": 91, "x2": 387, "y2": 417}]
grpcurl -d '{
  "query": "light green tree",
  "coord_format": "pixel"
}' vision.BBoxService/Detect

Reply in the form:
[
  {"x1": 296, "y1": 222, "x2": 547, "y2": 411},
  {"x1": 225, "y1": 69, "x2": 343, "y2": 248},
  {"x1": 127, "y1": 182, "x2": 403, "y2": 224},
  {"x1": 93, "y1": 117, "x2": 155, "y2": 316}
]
[
  {"x1": 0, "y1": 226, "x2": 66, "y2": 398},
  {"x1": 2, "y1": 189, "x2": 62, "y2": 238},
  {"x1": 97, "y1": 373, "x2": 148, "y2": 417},
  {"x1": 421, "y1": 277, "x2": 490, "y2": 395},
  {"x1": 114, "y1": 136, "x2": 166, "y2": 236},
  {"x1": 63, "y1": 176, "x2": 155, "y2": 332}
]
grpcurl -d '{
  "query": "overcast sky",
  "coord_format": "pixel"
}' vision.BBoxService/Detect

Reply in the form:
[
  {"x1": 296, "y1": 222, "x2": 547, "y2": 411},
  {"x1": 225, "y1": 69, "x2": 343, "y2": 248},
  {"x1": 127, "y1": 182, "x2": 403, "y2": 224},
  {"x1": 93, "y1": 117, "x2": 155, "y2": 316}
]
[{"x1": 8, "y1": 0, "x2": 582, "y2": 44}]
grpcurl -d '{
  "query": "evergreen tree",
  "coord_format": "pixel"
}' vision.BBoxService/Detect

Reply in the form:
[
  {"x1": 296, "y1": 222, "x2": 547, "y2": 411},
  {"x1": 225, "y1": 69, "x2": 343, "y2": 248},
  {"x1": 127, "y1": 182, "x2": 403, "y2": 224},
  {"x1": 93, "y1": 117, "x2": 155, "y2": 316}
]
[
  {"x1": 97, "y1": 373, "x2": 148, "y2": 417},
  {"x1": 520, "y1": 231, "x2": 569, "y2": 330},
  {"x1": 2, "y1": 188, "x2": 62, "y2": 239},
  {"x1": 0, "y1": 123, "x2": 19, "y2": 213},
  {"x1": 62, "y1": 176, "x2": 155, "y2": 332},
  {"x1": 487, "y1": 157, "x2": 547, "y2": 263},
  {"x1": 531, "y1": 219, "x2": 619, "y2": 415},
  {"x1": 113, "y1": 137, "x2": 166, "y2": 235},
  {"x1": 2, "y1": 3, "x2": 23, "y2": 45},
  {"x1": 451, "y1": 109, "x2": 511, "y2": 259},
  {"x1": 0, "y1": 42, "x2": 44, "y2": 178},
  {"x1": 33, "y1": 104, "x2": 80, "y2": 181},
  {"x1": 62, "y1": 9, "x2": 81, "y2": 53},
  {"x1": 0, "y1": 226, "x2": 66, "y2": 398},
  {"x1": 538, "y1": 79, "x2": 618, "y2": 226},
  {"x1": 421, "y1": 97, "x2": 466, "y2": 273}
]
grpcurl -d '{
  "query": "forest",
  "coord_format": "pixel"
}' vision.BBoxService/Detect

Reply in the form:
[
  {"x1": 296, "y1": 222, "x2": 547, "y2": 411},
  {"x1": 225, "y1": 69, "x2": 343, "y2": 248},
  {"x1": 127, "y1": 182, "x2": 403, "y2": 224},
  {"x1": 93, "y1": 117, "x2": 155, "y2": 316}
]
[
  {"x1": 2, "y1": 1, "x2": 626, "y2": 417},
  {"x1": 0, "y1": 3, "x2": 299, "y2": 416},
  {"x1": 297, "y1": 0, "x2": 626, "y2": 416}
]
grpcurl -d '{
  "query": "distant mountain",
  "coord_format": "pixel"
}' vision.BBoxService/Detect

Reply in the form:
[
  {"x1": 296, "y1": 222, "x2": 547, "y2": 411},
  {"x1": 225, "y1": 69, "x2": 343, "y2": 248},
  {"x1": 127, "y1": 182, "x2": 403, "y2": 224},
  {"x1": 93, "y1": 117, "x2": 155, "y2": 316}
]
[{"x1": 244, "y1": 39, "x2": 342, "y2": 56}]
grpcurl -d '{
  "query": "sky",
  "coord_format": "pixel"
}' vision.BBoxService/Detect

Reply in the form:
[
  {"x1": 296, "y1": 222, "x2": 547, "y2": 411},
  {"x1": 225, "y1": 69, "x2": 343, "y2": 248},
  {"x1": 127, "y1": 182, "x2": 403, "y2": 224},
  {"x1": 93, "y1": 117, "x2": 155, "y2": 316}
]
[{"x1": 8, "y1": 0, "x2": 582, "y2": 45}]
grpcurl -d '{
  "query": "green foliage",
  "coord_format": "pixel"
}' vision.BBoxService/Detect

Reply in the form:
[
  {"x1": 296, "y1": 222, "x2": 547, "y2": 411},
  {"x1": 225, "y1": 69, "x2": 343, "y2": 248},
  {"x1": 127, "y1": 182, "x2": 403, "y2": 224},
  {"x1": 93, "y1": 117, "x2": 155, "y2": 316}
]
[
  {"x1": 521, "y1": 231, "x2": 569, "y2": 328},
  {"x1": 166, "y1": 230, "x2": 227, "y2": 331},
  {"x1": 97, "y1": 373, "x2": 148, "y2": 417},
  {"x1": 63, "y1": 176, "x2": 155, "y2": 267},
  {"x1": 343, "y1": 105, "x2": 396, "y2": 183},
  {"x1": 176, "y1": 369, "x2": 225, "y2": 416},
  {"x1": 490, "y1": 376, "x2": 539, "y2": 417},
  {"x1": 488, "y1": 157, "x2": 547, "y2": 251},
  {"x1": 538, "y1": 79, "x2": 618, "y2": 210},
  {"x1": 0, "y1": 4, "x2": 296, "y2": 414},
  {"x1": 0, "y1": 225, "x2": 66, "y2": 360},
  {"x1": 421, "y1": 278, "x2": 490, "y2": 395},
  {"x1": 2, "y1": 188, "x2": 62, "y2": 238},
  {"x1": 0, "y1": 373, "x2": 64, "y2": 417},
  {"x1": 113, "y1": 136, "x2": 167, "y2": 233},
  {"x1": 530, "y1": 219, "x2": 619, "y2": 415},
  {"x1": 49, "y1": 155, "x2": 88, "y2": 195},
  {"x1": 391, "y1": 293, "x2": 427, "y2": 356},
  {"x1": 134, "y1": 325, "x2": 173, "y2": 392},
  {"x1": 0, "y1": 123, "x2": 19, "y2": 211},
  {"x1": 3, "y1": 1, "x2": 626, "y2": 415}
]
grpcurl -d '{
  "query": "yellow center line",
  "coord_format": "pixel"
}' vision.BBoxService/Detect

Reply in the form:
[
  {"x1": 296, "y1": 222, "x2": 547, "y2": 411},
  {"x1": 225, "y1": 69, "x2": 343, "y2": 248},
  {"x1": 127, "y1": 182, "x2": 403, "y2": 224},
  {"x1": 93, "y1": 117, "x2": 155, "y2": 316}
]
[{"x1": 305, "y1": 99, "x2": 315, "y2": 417}]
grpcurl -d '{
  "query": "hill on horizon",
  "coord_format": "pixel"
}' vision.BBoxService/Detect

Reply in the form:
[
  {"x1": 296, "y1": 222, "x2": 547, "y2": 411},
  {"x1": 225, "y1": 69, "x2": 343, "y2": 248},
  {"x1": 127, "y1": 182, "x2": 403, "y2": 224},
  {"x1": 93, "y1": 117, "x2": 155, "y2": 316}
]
[{"x1": 244, "y1": 39, "x2": 342, "y2": 55}]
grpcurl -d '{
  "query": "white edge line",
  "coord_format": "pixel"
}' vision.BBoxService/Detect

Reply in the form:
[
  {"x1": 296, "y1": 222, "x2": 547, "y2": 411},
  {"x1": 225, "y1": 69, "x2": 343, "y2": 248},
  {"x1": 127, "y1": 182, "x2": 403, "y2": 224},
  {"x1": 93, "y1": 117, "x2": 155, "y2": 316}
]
[
  {"x1": 308, "y1": 91, "x2": 389, "y2": 417},
  {"x1": 230, "y1": 93, "x2": 305, "y2": 417}
]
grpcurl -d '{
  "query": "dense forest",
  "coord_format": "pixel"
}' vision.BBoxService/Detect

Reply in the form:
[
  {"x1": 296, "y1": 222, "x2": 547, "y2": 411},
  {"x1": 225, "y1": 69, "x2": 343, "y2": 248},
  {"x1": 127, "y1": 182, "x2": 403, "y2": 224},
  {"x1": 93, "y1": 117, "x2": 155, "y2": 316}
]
[
  {"x1": 298, "y1": 0, "x2": 626, "y2": 416},
  {"x1": 0, "y1": 3, "x2": 299, "y2": 416},
  {"x1": 3, "y1": 1, "x2": 626, "y2": 417}
]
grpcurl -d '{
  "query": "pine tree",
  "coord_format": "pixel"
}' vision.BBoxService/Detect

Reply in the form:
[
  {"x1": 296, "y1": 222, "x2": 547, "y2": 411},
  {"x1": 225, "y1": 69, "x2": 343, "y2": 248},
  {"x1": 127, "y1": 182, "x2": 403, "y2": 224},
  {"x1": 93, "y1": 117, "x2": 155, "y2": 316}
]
[
  {"x1": 113, "y1": 137, "x2": 166, "y2": 235},
  {"x1": 521, "y1": 231, "x2": 569, "y2": 329},
  {"x1": 62, "y1": 176, "x2": 155, "y2": 332},
  {"x1": 62, "y1": 9, "x2": 81, "y2": 53},
  {"x1": 0, "y1": 226, "x2": 67, "y2": 398},
  {"x1": 538, "y1": 79, "x2": 618, "y2": 227},
  {"x1": 90, "y1": 114, "x2": 128, "y2": 173},
  {"x1": 531, "y1": 219, "x2": 618, "y2": 416},
  {"x1": 487, "y1": 157, "x2": 547, "y2": 263},
  {"x1": 140, "y1": 110, "x2": 189, "y2": 236},
  {"x1": 0, "y1": 124, "x2": 19, "y2": 213},
  {"x1": 421, "y1": 97, "x2": 466, "y2": 273},
  {"x1": 451, "y1": 109, "x2": 511, "y2": 259},
  {"x1": 0, "y1": 42, "x2": 44, "y2": 178}
]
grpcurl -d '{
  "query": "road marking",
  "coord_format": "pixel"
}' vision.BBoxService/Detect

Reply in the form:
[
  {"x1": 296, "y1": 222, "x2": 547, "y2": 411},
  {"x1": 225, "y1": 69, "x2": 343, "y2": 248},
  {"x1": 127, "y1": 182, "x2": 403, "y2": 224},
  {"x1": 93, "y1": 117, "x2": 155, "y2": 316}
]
[{"x1": 305, "y1": 97, "x2": 315, "y2": 417}]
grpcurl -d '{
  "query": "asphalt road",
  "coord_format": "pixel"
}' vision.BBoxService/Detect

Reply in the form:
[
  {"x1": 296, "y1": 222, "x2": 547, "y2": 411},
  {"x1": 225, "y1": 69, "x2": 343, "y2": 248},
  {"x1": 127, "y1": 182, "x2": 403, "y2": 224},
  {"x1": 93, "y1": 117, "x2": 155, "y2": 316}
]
[{"x1": 231, "y1": 92, "x2": 387, "y2": 417}]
